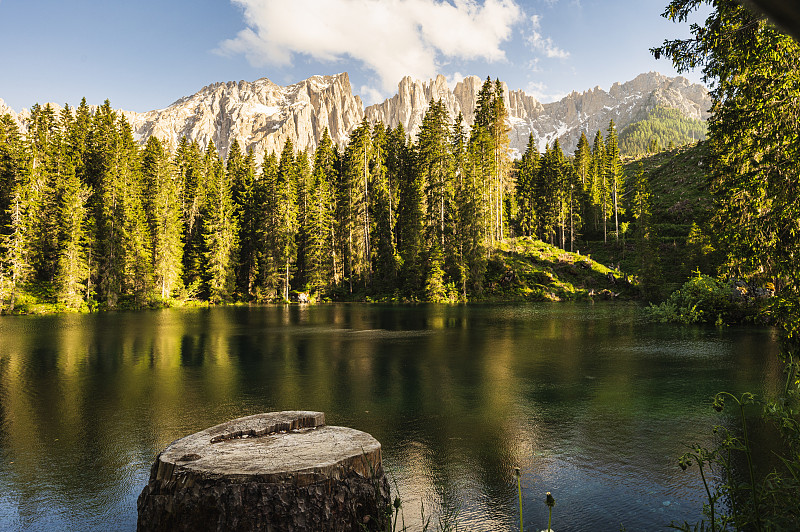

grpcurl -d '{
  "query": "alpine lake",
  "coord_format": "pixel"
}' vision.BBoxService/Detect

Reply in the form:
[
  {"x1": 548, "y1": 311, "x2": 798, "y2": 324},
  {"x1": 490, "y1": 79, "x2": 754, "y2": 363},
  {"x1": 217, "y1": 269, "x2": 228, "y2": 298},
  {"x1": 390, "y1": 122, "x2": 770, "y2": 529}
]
[{"x1": 0, "y1": 303, "x2": 784, "y2": 531}]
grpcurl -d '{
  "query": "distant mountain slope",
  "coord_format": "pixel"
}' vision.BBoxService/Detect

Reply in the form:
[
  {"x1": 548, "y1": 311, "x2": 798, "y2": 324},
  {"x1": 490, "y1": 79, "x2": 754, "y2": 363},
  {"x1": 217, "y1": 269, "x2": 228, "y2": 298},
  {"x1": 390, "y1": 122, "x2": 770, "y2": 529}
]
[
  {"x1": 619, "y1": 106, "x2": 707, "y2": 156},
  {"x1": 1, "y1": 72, "x2": 710, "y2": 160}
]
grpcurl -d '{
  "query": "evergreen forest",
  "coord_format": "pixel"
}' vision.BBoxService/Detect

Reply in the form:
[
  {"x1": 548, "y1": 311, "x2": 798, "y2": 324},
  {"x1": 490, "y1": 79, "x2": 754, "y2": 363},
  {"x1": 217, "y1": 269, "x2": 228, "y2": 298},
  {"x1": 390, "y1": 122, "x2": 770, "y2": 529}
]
[
  {"x1": 0, "y1": 78, "x2": 655, "y2": 312},
  {"x1": 618, "y1": 106, "x2": 707, "y2": 156}
]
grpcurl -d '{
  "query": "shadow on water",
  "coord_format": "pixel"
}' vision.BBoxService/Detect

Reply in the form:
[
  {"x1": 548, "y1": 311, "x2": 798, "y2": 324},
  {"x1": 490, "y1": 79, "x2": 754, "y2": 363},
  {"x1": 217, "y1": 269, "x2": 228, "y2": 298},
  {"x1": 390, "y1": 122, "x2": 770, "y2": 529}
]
[{"x1": 0, "y1": 303, "x2": 784, "y2": 531}]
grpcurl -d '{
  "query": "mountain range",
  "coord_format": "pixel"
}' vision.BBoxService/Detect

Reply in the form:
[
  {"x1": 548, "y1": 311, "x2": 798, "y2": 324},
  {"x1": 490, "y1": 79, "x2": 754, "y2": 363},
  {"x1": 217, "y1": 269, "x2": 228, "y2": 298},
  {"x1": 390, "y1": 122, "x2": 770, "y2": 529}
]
[{"x1": 1, "y1": 71, "x2": 710, "y2": 160}]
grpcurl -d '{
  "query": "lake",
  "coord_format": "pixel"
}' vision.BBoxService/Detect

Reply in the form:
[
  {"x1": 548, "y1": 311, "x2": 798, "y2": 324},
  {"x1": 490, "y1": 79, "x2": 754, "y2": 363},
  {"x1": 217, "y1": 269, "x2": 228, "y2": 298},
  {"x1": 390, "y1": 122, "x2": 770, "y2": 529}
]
[{"x1": 0, "y1": 303, "x2": 783, "y2": 531}]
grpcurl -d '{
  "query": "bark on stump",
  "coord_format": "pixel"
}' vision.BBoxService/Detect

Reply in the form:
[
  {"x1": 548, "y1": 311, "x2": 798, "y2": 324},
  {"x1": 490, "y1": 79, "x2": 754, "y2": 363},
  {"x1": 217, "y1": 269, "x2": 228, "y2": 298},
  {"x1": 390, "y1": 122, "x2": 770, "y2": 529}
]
[{"x1": 136, "y1": 411, "x2": 390, "y2": 531}]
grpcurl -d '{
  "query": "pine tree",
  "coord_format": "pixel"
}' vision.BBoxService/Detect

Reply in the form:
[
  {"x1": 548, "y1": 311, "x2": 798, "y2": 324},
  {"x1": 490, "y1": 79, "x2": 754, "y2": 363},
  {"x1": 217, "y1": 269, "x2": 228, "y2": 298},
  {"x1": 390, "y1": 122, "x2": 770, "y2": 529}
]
[
  {"x1": 27, "y1": 104, "x2": 61, "y2": 287},
  {"x1": 274, "y1": 140, "x2": 298, "y2": 301},
  {"x1": 470, "y1": 77, "x2": 497, "y2": 247},
  {"x1": 416, "y1": 99, "x2": 454, "y2": 295},
  {"x1": 293, "y1": 150, "x2": 312, "y2": 291},
  {"x1": 516, "y1": 133, "x2": 539, "y2": 236},
  {"x1": 175, "y1": 137, "x2": 205, "y2": 296},
  {"x1": 257, "y1": 151, "x2": 282, "y2": 298},
  {"x1": 227, "y1": 141, "x2": 260, "y2": 300},
  {"x1": 385, "y1": 124, "x2": 414, "y2": 292},
  {"x1": 86, "y1": 100, "x2": 125, "y2": 306},
  {"x1": 340, "y1": 120, "x2": 372, "y2": 291},
  {"x1": 369, "y1": 123, "x2": 398, "y2": 292},
  {"x1": 1, "y1": 179, "x2": 33, "y2": 311},
  {"x1": 491, "y1": 79, "x2": 511, "y2": 241},
  {"x1": 0, "y1": 116, "x2": 34, "y2": 311},
  {"x1": 563, "y1": 160, "x2": 583, "y2": 252},
  {"x1": 54, "y1": 106, "x2": 91, "y2": 309},
  {"x1": 202, "y1": 142, "x2": 238, "y2": 303},
  {"x1": 450, "y1": 112, "x2": 476, "y2": 296},
  {"x1": 0, "y1": 114, "x2": 22, "y2": 234},
  {"x1": 0, "y1": 114, "x2": 25, "y2": 309},
  {"x1": 589, "y1": 129, "x2": 609, "y2": 240},
  {"x1": 574, "y1": 132, "x2": 591, "y2": 188},
  {"x1": 605, "y1": 120, "x2": 624, "y2": 241},
  {"x1": 117, "y1": 117, "x2": 152, "y2": 306},
  {"x1": 460, "y1": 127, "x2": 488, "y2": 295},
  {"x1": 396, "y1": 129, "x2": 425, "y2": 296},
  {"x1": 535, "y1": 141, "x2": 562, "y2": 244},
  {"x1": 305, "y1": 129, "x2": 337, "y2": 295},
  {"x1": 143, "y1": 136, "x2": 183, "y2": 302}
]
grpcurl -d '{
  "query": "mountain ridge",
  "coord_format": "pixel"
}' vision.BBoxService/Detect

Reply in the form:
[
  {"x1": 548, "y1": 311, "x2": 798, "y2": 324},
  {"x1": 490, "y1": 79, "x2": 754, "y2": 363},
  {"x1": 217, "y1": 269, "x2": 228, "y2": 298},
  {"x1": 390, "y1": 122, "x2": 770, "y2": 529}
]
[{"x1": 1, "y1": 71, "x2": 710, "y2": 159}]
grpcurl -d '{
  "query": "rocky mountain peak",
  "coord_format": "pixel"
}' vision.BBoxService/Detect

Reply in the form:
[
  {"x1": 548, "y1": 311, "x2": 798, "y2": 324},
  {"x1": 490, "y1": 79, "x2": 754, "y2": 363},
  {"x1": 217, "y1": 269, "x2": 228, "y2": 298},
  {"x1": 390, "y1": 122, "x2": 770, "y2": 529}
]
[
  {"x1": 366, "y1": 70, "x2": 709, "y2": 155},
  {"x1": 2, "y1": 71, "x2": 709, "y2": 160},
  {"x1": 128, "y1": 72, "x2": 363, "y2": 161}
]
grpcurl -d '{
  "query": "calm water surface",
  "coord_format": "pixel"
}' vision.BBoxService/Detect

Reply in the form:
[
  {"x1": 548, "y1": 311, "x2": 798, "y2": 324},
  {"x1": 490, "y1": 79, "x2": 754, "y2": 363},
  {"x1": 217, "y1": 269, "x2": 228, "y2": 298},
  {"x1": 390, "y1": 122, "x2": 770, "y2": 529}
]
[{"x1": 0, "y1": 303, "x2": 783, "y2": 531}]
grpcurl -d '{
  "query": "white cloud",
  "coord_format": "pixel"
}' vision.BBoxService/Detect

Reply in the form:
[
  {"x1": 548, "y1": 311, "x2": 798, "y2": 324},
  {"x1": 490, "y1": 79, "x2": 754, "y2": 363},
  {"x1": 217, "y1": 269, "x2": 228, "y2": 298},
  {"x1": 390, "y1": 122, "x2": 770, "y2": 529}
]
[
  {"x1": 447, "y1": 71, "x2": 466, "y2": 90},
  {"x1": 525, "y1": 80, "x2": 565, "y2": 103},
  {"x1": 360, "y1": 85, "x2": 385, "y2": 106},
  {"x1": 526, "y1": 58, "x2": 541, "y2": 72},
  {"x1": 540, "y1": 0, "x2": 581, "y2": 6},
  {"x1": 219, "y1": 0, "x2": 522, "y2": 96},
  {"x1": 526, "y1": 14, "x2": 569, "y2": 60}
]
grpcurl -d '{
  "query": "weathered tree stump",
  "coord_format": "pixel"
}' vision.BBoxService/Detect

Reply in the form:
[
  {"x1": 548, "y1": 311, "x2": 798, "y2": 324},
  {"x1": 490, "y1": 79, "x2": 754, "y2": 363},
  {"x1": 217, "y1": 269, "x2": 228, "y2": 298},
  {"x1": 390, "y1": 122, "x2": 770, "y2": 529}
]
[{"x1": 137, "y1": 411, "x2": 390, "y2": 531}]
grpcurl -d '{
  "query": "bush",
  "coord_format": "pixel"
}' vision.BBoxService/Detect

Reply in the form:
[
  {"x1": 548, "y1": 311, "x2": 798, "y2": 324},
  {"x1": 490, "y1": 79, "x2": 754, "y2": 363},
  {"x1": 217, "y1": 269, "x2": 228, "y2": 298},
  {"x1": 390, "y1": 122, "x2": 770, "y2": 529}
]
[{"x1": 648, "y1": 272, "x2": 747, "y2": 325}]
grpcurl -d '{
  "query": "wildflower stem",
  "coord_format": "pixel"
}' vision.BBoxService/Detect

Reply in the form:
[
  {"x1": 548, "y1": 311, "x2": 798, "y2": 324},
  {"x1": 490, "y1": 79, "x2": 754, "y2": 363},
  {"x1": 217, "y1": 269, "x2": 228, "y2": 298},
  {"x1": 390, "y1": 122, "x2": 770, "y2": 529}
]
[{"x1": 515, "y1": 468, "x2": 523, "y2": 532}]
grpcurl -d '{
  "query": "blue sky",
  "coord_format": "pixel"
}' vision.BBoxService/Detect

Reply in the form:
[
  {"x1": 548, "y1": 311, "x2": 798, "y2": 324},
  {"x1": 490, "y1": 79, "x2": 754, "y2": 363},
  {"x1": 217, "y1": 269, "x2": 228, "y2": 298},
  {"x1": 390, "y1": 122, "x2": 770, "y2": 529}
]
[{"x1": 0, "y1": 0, "x2": 710, "y2": 113}]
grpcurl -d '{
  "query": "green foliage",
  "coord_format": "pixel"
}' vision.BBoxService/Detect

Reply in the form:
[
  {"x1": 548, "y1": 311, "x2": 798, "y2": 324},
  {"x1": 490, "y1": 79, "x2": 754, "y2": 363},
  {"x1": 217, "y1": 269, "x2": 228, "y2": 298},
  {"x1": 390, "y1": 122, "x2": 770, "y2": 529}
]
[
  {"x1": 654, "y1": 4, "x2": 800, "y2": 527},
  {"x1": 305, "y1": 128, "x2": 337, "y2": 295},
  {"x1": 648, "y1": 272, "x2": 751, "y2": 325},
  {"x1": 671, "y1": 392, "x2": 800, "y2": 531},
  {"x1": 3, "y1": 79, "x2": 653, "y2": 312},
  {"x1": 619, "y1": 106, "x2": 707, "y2": 157},
  {"x1": 480, "y1": 237, "x2": 637, "y2": 302},
  {"x1": 202, "y1": 143, "x2": 238, "y2": 303}
]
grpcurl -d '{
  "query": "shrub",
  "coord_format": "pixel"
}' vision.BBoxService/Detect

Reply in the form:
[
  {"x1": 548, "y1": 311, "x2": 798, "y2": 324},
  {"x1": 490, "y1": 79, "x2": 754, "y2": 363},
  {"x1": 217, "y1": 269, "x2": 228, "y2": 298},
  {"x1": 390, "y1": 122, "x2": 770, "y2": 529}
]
[{"x1": 648, "y1": 272, "x2": 747, "y2": 325}]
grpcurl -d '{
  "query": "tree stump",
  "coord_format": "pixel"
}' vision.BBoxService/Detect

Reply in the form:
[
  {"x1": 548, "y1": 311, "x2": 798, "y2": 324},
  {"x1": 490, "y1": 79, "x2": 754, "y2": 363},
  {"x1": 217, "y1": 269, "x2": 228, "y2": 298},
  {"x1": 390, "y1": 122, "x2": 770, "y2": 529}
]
[{"x1": 137, "y1": 411, "x2": 390, "y2": 531}]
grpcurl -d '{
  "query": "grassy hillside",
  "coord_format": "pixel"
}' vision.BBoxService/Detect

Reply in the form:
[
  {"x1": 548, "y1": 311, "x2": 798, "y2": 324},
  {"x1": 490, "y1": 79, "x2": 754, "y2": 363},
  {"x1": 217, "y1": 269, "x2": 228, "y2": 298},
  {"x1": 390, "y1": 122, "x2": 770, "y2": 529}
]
[
  {"x1": 479, "y1": 237, "x2": 639, "y2": 301},
  {"x1": 580, "y1": 141, "x2": 719, "y2": 299}
]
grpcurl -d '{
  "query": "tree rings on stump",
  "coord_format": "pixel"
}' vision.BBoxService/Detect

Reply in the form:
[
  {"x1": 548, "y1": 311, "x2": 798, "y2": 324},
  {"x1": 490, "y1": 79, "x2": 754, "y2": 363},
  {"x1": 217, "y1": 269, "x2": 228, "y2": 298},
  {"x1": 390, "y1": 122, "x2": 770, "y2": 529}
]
[{"x1": 137, "y1": 411, "x2": 389, "y2": 531}]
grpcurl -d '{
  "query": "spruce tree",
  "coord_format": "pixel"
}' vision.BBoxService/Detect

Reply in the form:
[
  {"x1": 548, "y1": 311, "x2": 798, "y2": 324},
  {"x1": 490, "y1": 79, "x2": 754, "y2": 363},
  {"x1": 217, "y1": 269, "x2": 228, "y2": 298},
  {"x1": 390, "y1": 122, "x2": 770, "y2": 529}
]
[
  {"x1": 605, "y1": 120, "x2": 623, "y2": 241},
  {"x1": 143, "y1": 136, "x2": 183, "y2": 302},
  {"x1": 340, "y1": 120, "x2": 372, "y2": 291},
  {"x1": 369, "y1": 123, "x2": 398, "y2": 292},
  {"x1": 227, "y1": 141, "x2": 260, "y2": 300},
  {"x1": 416, "y1": 99, "x2": 454, "y2": 298},
  {"x1": 305, "y1": 129, "x2": 337, "y2": 295},
  {"x1": 258, "y1": 151, "x2": 282, "y2": 298},
  {"x1": 293, "y1": 150, "x2": 312, "y2": 291},
  {"x1": 117, "y1": 117, "x2": 152, "y2": 306},
  {"x1": 274, "y1": 140, "x2": 298, "y2": 301},
  {"x1": 86, "y1": 100, "x2": 125, "y2": 306},
  {"x1": 589, "y1": 129, "x2": 609, "y2": 240},
  {"x1": 202, "y1": 142, "x2": 238, "y2": 303},
  {"x1": 516, "y1": 133, "x2": 539, "y2": 237},
  {"x1": 54, "y1": 107, "x2": 91, "y2": 309},
  {"x1": 491, "y1": 79, "x2": 511, "y2": 240},
  {"x1": 0, "y1": 114, "x2": 25, "y2": 309},
  {"x1": 175, "y1": 138, "x2": 206, "y2": 296}
]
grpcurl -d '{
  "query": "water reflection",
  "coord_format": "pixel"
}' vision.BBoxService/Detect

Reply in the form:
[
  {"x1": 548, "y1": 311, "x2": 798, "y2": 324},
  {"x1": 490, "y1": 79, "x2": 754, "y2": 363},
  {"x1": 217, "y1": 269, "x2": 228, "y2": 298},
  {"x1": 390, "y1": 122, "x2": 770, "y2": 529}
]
[{"x1": 0, "y1": 303, "x2": 782, "y2": 531}]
